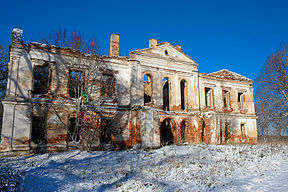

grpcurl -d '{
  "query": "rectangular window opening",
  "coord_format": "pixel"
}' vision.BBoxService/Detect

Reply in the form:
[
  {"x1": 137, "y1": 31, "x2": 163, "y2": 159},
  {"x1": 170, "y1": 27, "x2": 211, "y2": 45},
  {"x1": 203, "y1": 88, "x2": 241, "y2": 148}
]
[
  {"x1": 69, "y1": 70, "x2": 83, "y2": 98},
  {"x1": 223, "y1": 90, "x2": 229, "y2": 108},
  {"x1": 205, "y1": 88, "x2": 212, "y2": 107},
  {"x1": 33, "y1": 65, "x2": 50, "y2": 94},
  {"x1": 101, "y1": 76, "x2": 114, "y2": 98}
]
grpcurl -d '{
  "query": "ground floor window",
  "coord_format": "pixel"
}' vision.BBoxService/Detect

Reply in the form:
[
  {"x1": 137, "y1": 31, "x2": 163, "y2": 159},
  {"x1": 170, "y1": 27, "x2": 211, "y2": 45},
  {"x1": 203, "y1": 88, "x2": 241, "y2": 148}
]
[
  {"x1": 68, "y1": 117, "x2": 80, "y2": 142},
  {"x1": 31, "y1": 116, "x2": 46, "y2": 144},
  {"x1": 100, "y1": 118, "x2": 112, "y2": 143}
]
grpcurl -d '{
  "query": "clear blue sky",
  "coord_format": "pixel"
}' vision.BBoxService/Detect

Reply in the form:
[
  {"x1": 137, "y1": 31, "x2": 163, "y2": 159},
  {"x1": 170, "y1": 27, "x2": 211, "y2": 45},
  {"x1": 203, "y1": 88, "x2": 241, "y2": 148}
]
[{"x1": 1, "y1": 0, "x2": 288, "y2": 80}]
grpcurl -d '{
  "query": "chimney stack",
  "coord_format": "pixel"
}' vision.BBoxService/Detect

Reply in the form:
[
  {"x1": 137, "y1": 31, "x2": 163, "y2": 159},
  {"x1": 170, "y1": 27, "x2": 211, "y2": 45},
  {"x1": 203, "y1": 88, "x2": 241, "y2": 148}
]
[
  {"x1": 12, "y1": 28, "x2": 23, "y2": 47},
  {"x1": 149, "y1": 38, "x2": 157, "y2": 48},
  {"x1": 175, "y1": 44, "x2": 181, "y2": 51},
  {"x1": 110, "y1": 34, "x2": 119, "y2": 56}
]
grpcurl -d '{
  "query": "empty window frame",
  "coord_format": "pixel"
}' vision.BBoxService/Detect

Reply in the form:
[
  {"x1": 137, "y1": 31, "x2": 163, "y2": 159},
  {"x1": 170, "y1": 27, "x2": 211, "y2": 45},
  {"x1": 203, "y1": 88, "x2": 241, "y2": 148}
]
[
  {"x1": 101, "y1": 75, "x2": 114, "y2": 98},
  {"x1": 144, "y1": 74, "x2": 152, "y2": 104},
  {"x1": 69, "y1": 70, "x2": 83, "y2": 98},
  {"x1": 31, "y1": 116, "x2": 46, "y2": 144},
  {"x1": 205, "y1": 87, "x2": 213, "y2": 107},
  {"x1": 222, "y1": 90, "x2": 230, "y2": 108},
  {"x1": 68, "y1": 117, "x2": 80, "y2": 142},
  {"x1": 180, "y1": 80, "x2": 186, "y2": 110},
  {"x1": 33, "y1": 65, "x2": 50, "y2": 94},
  {"x1": 163, "y1": 77, "x2": 169, "y2": 111},
  {"x1": 238, "y1": 92, "x2": 244, "y2": 109}
]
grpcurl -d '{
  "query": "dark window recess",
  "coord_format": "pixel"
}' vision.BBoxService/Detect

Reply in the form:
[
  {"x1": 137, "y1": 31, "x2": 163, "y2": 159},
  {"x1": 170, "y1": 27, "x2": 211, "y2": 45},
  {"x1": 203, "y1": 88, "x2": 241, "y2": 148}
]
[
  {"x1": 100, "y1": 118, "x2": 112, "y2": 143},
  {"x1": 31, "y1": 116, "x2": 46, "y2": 144},
  {"x1": 68, "y1": 117, "x2": 80, "y2": 142},
  {"x1": 33, "y1": 65, "x2": 49, "y2": 94},
  {"x1": 101, "y1": 76, "x2": 114, "y2": 98},
  {"x1": 144, "y1": 74, "x2": 152, "y2": 104},
  {"x1": 160, "y1": 119, "x2": 174, "y2": 145},
  {"x1": 180, "y1": 80, "x2": 186, "y2": 110},
  {"x1": 238, "y1": 92, "x2": 244, "y2": 109},
  {"x1": 181, "y1": 121, "x2": 186, "y2": 142},
  {"x1": 163, "y1": 78, "x2": 169, "y2": 111},
  {"x1": 69, "y1": 70, "x2": 83, "y2": 98}
]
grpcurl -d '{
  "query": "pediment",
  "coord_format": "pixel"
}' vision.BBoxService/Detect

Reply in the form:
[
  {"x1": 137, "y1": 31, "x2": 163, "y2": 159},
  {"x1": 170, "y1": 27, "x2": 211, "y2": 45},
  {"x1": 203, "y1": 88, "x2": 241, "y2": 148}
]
[{"x1": 131, "y1": 42, "x2": 197, "y2": 64}]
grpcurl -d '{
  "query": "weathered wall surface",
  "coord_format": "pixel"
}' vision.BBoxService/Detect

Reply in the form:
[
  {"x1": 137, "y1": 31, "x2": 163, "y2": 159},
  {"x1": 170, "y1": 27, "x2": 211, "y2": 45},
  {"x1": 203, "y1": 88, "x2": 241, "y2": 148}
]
[{"x1": 0, "y1": 30, "x2": 258, "y2": 152}]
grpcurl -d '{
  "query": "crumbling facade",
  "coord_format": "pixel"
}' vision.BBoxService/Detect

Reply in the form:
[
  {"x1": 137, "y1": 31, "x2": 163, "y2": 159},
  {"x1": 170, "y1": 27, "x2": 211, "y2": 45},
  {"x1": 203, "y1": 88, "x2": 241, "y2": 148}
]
[{"x1": 0, "y1": 28, "x2": 257, "y2": 152}]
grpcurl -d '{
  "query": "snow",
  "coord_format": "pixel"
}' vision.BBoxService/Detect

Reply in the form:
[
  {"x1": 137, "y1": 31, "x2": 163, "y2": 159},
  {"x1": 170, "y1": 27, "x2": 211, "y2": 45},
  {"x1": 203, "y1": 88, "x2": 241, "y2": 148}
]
[{"x1": 1, "y1": 144, "x2": 288, "y2": 191}]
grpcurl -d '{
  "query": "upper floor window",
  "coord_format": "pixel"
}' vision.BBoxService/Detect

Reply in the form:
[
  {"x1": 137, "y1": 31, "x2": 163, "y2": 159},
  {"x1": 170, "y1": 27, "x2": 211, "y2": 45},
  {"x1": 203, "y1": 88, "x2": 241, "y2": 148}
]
[
  {"x1": 180, "y1": 79, "x2": 186, "y2": 110},
  {"x1": 101, "y1": 75, "x2": 114, "y2": 98},
  {"x1": 205, "y1": 87, "x2": 213, "y2": 107},
  {"x1": 222, "y1": 90, "x2": 230, "y2": 108},
  {"x1": 163, "y1": 77, "x2": 169, "y2": 111},
  {"x1": 69, "y1": 70, "x2": 83, "y2": 98},
  {"x1": 144, "y1": 74, "x2": 152, "y2": 104},
  {"x1": 238, "y1": 92, "x2": 244, "y2": 109},
  {"x1": 33, "y1": 65, "x2": 50, "y2": 94}
]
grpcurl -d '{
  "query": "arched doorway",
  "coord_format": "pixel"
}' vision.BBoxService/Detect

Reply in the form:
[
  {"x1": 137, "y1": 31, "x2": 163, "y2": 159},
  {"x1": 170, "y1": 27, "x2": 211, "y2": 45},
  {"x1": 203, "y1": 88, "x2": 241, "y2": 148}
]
[{"x1": 160, "y1": 118, "x2": 174, "y2": 145}]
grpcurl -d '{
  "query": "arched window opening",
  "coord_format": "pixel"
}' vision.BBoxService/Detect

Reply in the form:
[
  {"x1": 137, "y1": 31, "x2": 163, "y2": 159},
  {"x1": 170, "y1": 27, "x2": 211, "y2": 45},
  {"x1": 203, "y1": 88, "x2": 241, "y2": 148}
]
[
  {"x1": 144, "y1": 74, "x2": 152, "y2": 104},
  {"x1": 160, "y1": 118, "x2": 174, "y2": 145},
  {"x1": 181, "y1": 120, "x2": 187, "y2": 142},
  {"x1": 163, "y1": 77, "x2": 169, "y2": 111},
  {"x1": 180, "y1": 79, "x2": 186, "y2": 110}
]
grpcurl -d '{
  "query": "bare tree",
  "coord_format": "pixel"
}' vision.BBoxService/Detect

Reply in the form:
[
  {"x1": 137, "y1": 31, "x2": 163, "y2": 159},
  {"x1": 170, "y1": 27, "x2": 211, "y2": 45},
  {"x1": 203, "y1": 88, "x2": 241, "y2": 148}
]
[
  {"x1": 36, "y1": 27, "x2": 100, "y2": 55},
  {"x1": 29, "y1": 28, "x2": 123, "y2": 151},
  {"x1": 255, "y1": 42, "x2": 288, "y2": 140},
  {"x1": 0, "y1": 44, "x2": 8, "y2": 99}
]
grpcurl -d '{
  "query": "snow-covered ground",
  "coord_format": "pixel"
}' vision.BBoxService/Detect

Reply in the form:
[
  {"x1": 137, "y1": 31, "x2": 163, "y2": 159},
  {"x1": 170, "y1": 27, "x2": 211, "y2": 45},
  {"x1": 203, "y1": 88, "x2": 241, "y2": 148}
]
[{"x1": 1, "y1": 144, "x2": 288, "y2": 191}]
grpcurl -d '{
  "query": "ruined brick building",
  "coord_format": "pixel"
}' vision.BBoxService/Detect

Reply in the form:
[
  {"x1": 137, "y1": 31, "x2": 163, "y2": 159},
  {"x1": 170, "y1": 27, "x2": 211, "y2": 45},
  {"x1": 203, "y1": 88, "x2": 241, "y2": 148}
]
[{"x1": 0, "y1": 28, "x2": 257, "y2": 152}]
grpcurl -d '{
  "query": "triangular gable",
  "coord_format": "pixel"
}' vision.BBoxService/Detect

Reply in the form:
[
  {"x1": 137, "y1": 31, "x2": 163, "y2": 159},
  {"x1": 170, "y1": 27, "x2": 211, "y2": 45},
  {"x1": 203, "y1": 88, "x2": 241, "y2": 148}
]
[
  {"x1": 131, "y1": 42, "x2": 197, "y2": 64},
  {"x1": 205, "y1": 69, "x2": 252, "y2": 82}
]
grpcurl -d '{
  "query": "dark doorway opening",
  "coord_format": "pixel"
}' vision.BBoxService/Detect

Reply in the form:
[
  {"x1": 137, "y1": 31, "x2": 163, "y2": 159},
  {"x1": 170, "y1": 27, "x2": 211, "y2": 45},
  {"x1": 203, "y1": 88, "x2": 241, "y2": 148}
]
[{"x1": 160, "y1": 119, "x2": 174, "y2": 145}]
